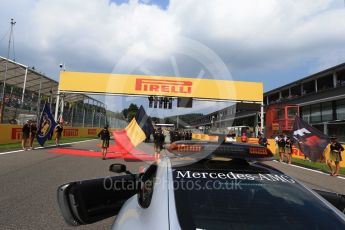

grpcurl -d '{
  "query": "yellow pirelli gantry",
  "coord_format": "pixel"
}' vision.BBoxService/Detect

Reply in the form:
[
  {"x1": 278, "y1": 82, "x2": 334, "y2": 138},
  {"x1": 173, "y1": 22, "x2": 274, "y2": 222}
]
[
  {"x1": 58, "y1": 71, "x2": 263, "y2": 102},
  {"x1": 55, "y1": 71, "x2": 264, "y2": 130}
]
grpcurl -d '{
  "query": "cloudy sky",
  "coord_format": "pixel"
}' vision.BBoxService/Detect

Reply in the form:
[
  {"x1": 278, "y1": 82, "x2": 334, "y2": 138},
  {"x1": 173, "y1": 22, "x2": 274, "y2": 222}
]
[{"x1": 1, "y1": 0, "x2": 345, "y2": 114}]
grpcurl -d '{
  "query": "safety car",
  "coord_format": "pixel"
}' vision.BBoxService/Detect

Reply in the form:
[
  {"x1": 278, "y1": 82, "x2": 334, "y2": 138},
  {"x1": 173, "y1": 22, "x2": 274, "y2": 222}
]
[{"x1": 57, "y1": 141, "x2": 345, "y2": 229}]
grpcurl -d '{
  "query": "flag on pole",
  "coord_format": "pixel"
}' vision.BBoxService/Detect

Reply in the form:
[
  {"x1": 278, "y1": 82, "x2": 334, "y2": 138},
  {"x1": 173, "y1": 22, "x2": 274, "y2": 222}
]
[
  {"x1": 113, "y1": 106, "x2": 154, "y2": 151},
  {"x1": 292, "y1": 116, "x2": 329, "y2": 161},
  {"x1": 37, "y1": 103, "x2": 57, "y2": 146},
  {"x1": 133, "y1": 105, "x2": 154, "y2": 140}
]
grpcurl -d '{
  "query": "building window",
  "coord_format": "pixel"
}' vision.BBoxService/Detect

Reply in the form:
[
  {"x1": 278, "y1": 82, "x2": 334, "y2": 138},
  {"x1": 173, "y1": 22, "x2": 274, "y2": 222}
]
[
  {"x1": 302, "y1": 81, "x2": 315, "y2": 95},
  {"x1": 321, "y1": 102, "x2": 332, "y2": 122},
  {"x1": 317, "y1": 74, "x2": 333, "y2": 91},
  {"x1": 268, "y1": 92, "x2": 280, "y2": 103},
  {"x1": 287, "y1": 107, "x2": 298, "y2": 118},
  {"x1": 312, "y1": 124, "x2": 324, "y2": 133},
  {"x1": 275, "y1": 108, "x2": 284, "y2": 120},
  {"x1": 281, "y1": 89, "x2": 289, "y2": 98},
  {"x1": 328, "y1": 124, "x2": 345, "y2": 142},
  {"x1": 336, "y1": 70, "x2": 345, "y2": 86},
  {"x1": 301, "y1": 105, "x2": 310, "y2": 122},
  {"x1": 336, "y1": 99, "x2": 345, "y2": 120},
  {"x1": 310, "y1": 104, "x2": 321, "y2": 123},
  {"x1": 290, "y1": 85, "x2": 301, "y2": 97}
]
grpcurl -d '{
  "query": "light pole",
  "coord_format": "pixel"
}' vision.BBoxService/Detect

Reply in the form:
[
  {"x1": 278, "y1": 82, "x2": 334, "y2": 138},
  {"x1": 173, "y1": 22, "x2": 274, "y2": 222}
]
[
  {"x1": 0, "y1": 19, "x2": 16, "y2": 123},
  {"x1": 54, "y1": 63, "x2": 66, "y2": 121},
  {"x1": 59, "y1": 63, "x2": 66, "y2": 71}
]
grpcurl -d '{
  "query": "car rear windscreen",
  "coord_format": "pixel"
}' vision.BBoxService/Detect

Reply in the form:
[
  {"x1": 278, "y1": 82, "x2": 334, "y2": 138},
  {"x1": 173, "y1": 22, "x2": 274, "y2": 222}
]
[{"x1": 172, "y1": 168, "x2": 345, "y2": 230}]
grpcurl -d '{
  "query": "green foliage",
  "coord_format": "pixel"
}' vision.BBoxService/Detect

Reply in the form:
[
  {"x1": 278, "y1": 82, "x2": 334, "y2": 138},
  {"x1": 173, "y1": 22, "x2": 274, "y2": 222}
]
[
  {"x1": 127, "y1": 111, "x2": 137, "y2": 122},
  {"x1": 121, "y1": 103, "x2": 139, "y2": 122},
  {"x1": 122, "y1": 108, "x2": 128, "y2": 118},
  {"x1": 128, "y1": 103, "x2": 139, "y2": 111}
]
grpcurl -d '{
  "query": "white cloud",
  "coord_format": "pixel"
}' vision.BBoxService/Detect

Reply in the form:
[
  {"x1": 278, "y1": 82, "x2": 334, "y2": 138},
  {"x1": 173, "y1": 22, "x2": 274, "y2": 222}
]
[{"x1": 0, "y1": 0, "x2": 345, "y2": 112}]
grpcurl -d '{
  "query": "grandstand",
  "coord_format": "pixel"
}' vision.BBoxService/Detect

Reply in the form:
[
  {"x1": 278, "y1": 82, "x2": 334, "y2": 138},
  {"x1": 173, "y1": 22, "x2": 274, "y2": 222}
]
[{"x1": 0, "y1": 56, "x2": 126, "y2": 128}]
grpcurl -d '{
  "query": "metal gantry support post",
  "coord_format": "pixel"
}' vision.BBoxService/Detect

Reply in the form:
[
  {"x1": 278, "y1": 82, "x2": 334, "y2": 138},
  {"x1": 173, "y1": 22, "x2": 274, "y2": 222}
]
[
  {"x1": 54, "y1": 90, "x2": 60, "y2": 122},
  {"x1": 21, "y1": 67, "x2": 28, "y2": 107},
  {"x1": 60, "y1": 94, "x2": 64, "y2": 122}
]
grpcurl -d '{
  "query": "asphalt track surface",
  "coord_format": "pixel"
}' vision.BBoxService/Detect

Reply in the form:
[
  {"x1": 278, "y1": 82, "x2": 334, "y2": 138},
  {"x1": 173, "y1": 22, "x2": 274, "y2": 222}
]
[{"x1": 0, "y1": 139, "x2": 345, "y2": 230}]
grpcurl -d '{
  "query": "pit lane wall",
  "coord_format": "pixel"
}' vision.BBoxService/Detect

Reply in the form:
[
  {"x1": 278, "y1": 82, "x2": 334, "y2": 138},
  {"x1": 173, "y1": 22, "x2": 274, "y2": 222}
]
[
  {"x1": 192, "y1": 134, "x2": 345, "y2": 167},
  {"x1": 0, "y1": 124, "x2": 104, "y2": 144}
]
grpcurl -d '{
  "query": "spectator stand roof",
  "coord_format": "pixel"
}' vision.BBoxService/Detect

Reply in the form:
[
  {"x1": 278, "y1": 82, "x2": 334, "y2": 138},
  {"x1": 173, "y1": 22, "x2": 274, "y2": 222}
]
[
  {"x1": 0, "y1": 56, "x2": 105, "y2": 114},
  {"x1": 0, "y1": 56, "x2": 58, "y2": 97}
]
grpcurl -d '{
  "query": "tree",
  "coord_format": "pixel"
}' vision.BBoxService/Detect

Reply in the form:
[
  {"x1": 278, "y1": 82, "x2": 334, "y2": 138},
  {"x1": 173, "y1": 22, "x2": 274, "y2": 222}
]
[
  {"x1": 151, "y1": 116, "x2": 160, "y2": 124},
  {"x1": 122, "y1": 108, "x2": 128, "y2": 118},
  {"x1": 122, "y1": 103, "x2": 139, "y2": 122}
]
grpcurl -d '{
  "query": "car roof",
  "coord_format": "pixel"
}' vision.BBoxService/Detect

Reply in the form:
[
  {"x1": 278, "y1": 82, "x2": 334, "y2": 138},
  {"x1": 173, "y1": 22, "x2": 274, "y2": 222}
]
[{"x1": 167, "y1": 157, "x2": 345, "y2": 229}]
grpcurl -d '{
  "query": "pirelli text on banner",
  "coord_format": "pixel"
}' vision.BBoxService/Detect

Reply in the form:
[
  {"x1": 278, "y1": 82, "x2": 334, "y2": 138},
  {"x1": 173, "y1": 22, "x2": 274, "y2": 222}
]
[{"x1": 58, "y1": 72, "x2": 263, "y2": 102}]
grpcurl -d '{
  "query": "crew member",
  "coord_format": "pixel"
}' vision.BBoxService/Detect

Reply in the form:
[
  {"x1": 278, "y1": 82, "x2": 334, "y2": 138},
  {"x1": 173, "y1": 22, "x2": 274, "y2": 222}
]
[
  {"x1": 98, "y1": 125, "x2": 110, "y2": 160},
  {"x1": 187, "y1": 131, "x2": 192, "y2": 140},
  {"x1": 173, "y1": 129, "x2": 180, "y2": 142},
  {"x1": 181, "y1": 131, "x2": 186, "y2": 140},
  {"x1": 259, "y1": 134, "x2": 269, "y2": 147},
  {"x1": 274, "y1": 135, "x2": 279, "y2": 154},
  {"x1": 29, "y1": 121, "x2": 37, "y2": 150},
  {"x1": 54, "y1": 121, "x2": 63, "y2": 147},
  {"x1": 277, "y1": 134, "x2": 286, "y2": 162},
  {"x1": 327, "y1": 136, "x2": 344, "y2": 177},
  {"x1": 241, "y1": 133, "x2": 247, "y2": 143},
  {"x1": 22, "y1": 120, "x2": 30, "y2": 150},
  {"x1": 284, "y1": 136, "x2": 293, "y2": 164},
  {"x1": 153, "y1": 128, "x2": 165, "y2": 159}
]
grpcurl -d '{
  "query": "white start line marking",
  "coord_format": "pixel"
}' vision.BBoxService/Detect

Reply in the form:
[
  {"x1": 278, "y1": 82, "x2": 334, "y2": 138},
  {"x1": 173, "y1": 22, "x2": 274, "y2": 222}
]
[{"x1": 0, "y1": 139, "x2": 97, "y2": 156}]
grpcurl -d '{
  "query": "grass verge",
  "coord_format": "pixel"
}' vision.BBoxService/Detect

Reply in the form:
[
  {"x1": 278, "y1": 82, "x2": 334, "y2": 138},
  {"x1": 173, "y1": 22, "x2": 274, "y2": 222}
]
[
  {"x1": 275, "y1": 155, "x2": 345, "y2": 176},
  {"x1": 0, "y1": 137, "x2": 96, "y2": 153}
]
